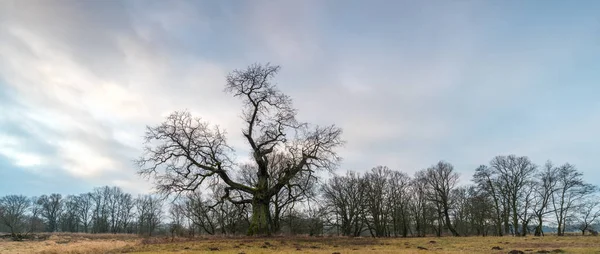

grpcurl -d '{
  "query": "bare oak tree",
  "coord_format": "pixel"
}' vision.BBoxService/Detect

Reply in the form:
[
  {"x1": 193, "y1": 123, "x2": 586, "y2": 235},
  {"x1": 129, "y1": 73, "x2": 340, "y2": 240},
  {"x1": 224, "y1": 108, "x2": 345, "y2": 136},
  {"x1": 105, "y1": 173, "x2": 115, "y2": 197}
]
[{"x1": 137, "y1": 63, "x2": 343, "y2": 235}]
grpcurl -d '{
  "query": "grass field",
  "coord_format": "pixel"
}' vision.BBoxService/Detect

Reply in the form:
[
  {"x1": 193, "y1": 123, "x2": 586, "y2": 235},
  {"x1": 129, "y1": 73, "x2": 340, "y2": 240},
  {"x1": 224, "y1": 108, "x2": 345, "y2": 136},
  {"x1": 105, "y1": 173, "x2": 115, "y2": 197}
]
[{"x1": 1, "y1": 233, "x2": 600, "y2": 254}]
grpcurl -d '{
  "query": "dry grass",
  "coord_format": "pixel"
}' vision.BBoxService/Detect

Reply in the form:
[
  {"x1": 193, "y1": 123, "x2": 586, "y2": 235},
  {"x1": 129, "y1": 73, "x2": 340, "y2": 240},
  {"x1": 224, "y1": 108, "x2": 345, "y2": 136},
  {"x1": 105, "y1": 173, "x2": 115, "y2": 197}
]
[
  {"x1": 0, "y1": 233, "x2": 138, "y2": 254},
  {"x1": 2, "y1": 234, "x2": 600, "y2": 254}
]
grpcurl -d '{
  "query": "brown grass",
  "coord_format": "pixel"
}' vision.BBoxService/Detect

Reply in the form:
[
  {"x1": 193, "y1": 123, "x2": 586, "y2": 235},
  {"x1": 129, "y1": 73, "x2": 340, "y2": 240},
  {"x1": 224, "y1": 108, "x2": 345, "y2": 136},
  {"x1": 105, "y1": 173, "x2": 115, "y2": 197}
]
[{"x1": 1, "y1": 234, "x2": 600, "y2": 254}]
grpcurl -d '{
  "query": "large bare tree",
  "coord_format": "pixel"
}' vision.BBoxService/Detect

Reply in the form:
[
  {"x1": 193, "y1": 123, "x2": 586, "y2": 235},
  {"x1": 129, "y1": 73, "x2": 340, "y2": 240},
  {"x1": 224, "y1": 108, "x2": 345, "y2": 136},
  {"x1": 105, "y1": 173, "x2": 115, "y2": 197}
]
[{"x1": 137, "y1": 63, "x2": 343, "y2": 235}]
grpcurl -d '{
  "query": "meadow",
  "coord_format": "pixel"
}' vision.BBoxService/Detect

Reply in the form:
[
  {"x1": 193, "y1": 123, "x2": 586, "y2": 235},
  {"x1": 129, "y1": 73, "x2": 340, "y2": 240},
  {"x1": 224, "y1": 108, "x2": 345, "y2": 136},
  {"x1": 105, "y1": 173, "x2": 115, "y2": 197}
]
[{"x1": 1, "y1": 233, "x2": 599, "y2": 254}]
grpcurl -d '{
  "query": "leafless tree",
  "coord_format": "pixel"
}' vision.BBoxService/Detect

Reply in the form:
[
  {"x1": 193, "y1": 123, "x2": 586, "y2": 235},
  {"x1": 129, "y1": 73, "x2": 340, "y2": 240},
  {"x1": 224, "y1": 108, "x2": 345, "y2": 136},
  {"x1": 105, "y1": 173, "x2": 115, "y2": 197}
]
[
  {"x1": 410, "y1": 171, "x2": 431, "y2": 237},
  {"x1": 532, "y1": 161, "x2": 558, "y2": 236},
  {"x1": 552, "y1": 163, "x2": 596, "y2": 236},
  {"x1": 36, "y1": 193, "x2": 63, "y2": 232},
  {"x1": 135, "y1": 195, "x2": 163, "y2": 236},
  {"x1": 182, "y1": 191, "x2": 217, "y2": 235},
  {"x1": 0, "y1": 195, "x2": 31, "y2": 236},
  {"x1": 76, "y1": 193, "x2": 93, "y2": 233},
  {"x1": 575, "y1": 196, "x2": 600, "y2": 235},
  {"x1": 169, "y1": 199, "x2": 187, "y2": 238},
  {"x1": 322, "y1": 171, "x2": 366, "y2": 236},
  {"x1": 466, "y1": 186, "x2": 493, "y2": 236},
  {"x1": 451, "y1": 187, "x2": 469, "y2": 235},
  {"x1": 517, "y1": 180, "x2": 536, "y2": 236},
  {"x1": 489, "y1": 155, "x2": 537, "y2": 236},
  {"x1": 473, "y1": 165, "x2": 506, "y2": 236},
  {"x1": 388, "y1": 170, "x2": 411, "y2": 237},
  {"x1": 423, "y1": 161, "x2": 460, "y2": 236},
  {"x1": 363, "y1": 166, "x2": 392, "y2": 237},
  {"x1": 137, "y1": 63, "x2": 343, "y2": 235},
  {"x1": 59, "y1": 195, "x2": 80, "y2": 232}
]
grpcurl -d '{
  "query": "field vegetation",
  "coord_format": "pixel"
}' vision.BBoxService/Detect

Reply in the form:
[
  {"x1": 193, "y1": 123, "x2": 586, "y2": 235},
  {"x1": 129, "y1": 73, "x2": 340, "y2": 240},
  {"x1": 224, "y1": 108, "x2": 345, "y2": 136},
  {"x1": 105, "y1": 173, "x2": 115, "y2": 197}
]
[{"x1": 2, "y1": 233, "x2": 600, "y2": 254}]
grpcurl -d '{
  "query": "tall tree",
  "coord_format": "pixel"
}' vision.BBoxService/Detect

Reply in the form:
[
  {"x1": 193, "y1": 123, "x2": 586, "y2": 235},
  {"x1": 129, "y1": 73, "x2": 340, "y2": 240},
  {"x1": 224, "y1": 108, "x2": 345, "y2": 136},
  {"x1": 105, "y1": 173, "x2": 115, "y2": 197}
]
[
  {"x1": 423, "y1": 161, "x2": 460, "y2": 236},
  {"x1": 136, "y1": 63, "x2": 343, "y2": 235}
]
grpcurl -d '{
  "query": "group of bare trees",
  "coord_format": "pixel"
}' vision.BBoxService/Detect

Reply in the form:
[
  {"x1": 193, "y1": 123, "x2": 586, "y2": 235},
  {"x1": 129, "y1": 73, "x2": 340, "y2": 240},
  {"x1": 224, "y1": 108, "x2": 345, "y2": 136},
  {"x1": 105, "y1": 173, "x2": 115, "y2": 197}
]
[
  {"x1": 321, "y1": 156, "x2": 599, "y2": 237},
  {"x1": 0, "y1": 186, "x2": 162, "y2": 237},
  {"x1": 2, "y1": 156, "x2": 597, "y2": 238}
]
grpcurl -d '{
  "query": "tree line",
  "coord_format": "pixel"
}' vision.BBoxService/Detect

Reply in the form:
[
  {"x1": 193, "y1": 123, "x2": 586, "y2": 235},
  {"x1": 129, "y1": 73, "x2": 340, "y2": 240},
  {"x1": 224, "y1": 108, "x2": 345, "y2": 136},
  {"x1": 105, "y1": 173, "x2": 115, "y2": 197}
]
[
  {"x1": 0, "y1": 186, "x2": 163, "y2": 237},
  {"x1": 1, "y1": 155, "x2": 598, "y2": 237}
]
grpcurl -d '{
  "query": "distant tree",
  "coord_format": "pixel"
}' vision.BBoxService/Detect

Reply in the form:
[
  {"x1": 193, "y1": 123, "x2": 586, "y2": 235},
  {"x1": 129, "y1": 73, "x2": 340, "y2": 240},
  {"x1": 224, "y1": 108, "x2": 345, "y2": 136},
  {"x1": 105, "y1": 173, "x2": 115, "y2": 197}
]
[
  {"x1": 0, "y1": 195, "x2": 31, "y2": 236},
  {"x1": 532, "y1": 161, "x2": 558, "y2": 236},
  {"x1": 552, "y1": 163, "x2": 596, "y2": 236},
  {"x1": 575, "y1": 196, "x2": 600, "y2": 235},
  {"x1": 423, "y1": 161, "x2": 460, "y2": 236},
  {"x1": 388, "y1": 170, "x2": 411, "y2": 237},
  {"x1": 37, "y1": 193, "x2": 63, "y2": 232},
  {"x1": 473, "y1": 165, "x2": 506, "y2": 236},
  {"x1": 363, "y1": 166, "x2": 393, "y2": 237},
  {"x1": 411, "y1": 171, "x2": 432, "y2": 237},
  {"x1": 135, "y1": 195, "x2": 163, "y2": 236},
  {"x1": 137, "y1": 63, "x2": 343, "y2": 236},
  {"x1": 490, "y1": 155, "x2": 537, "y2": 235},
  {"x1": 59, "y1": 195, "x2": 80, "y2": 232},
  {"x1": 181, "y1": 191, "x2": 218, "y2": 235},
  {"x1": 465, "y1": 186, "x2": 493, "y2": 236},
  {"x1": 322, "y1": 171, "x2": 366, "y2": 236},
  {"x1": 168, "y1": 199, "x2": 187, "y2": 237},
  {"x1": 76, "y1": 193, "x2": 93, "y2": 233}
]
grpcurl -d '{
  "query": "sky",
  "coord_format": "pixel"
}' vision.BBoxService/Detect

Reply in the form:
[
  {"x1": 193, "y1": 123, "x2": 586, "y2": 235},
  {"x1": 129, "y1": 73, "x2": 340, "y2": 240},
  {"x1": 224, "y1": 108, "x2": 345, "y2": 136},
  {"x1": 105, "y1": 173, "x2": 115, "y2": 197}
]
[{"x1": 1, "y1": 0, "x2": 600, "y2": 197}]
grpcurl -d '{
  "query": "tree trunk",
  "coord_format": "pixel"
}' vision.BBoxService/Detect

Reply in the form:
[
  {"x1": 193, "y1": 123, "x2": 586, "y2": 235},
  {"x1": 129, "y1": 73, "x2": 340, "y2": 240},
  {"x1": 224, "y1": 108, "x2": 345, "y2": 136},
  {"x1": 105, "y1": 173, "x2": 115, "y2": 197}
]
[
  {"x1": 444, "y1": 208, "x2": 459, "y2": 236},
  {"x1": 248, "y1": 197, "x2": 271, "y2": 236},
  {"x1": 534, "y1": 214, "x2": 543, "y2": 236}
]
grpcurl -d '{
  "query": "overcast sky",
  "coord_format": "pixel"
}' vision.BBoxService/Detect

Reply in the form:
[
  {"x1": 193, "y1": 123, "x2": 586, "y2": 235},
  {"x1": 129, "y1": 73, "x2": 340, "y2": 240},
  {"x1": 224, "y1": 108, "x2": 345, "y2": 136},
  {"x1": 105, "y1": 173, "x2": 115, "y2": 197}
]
[{"x1": 1, "y1": 0, "x2": 599, "y2": 196}]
